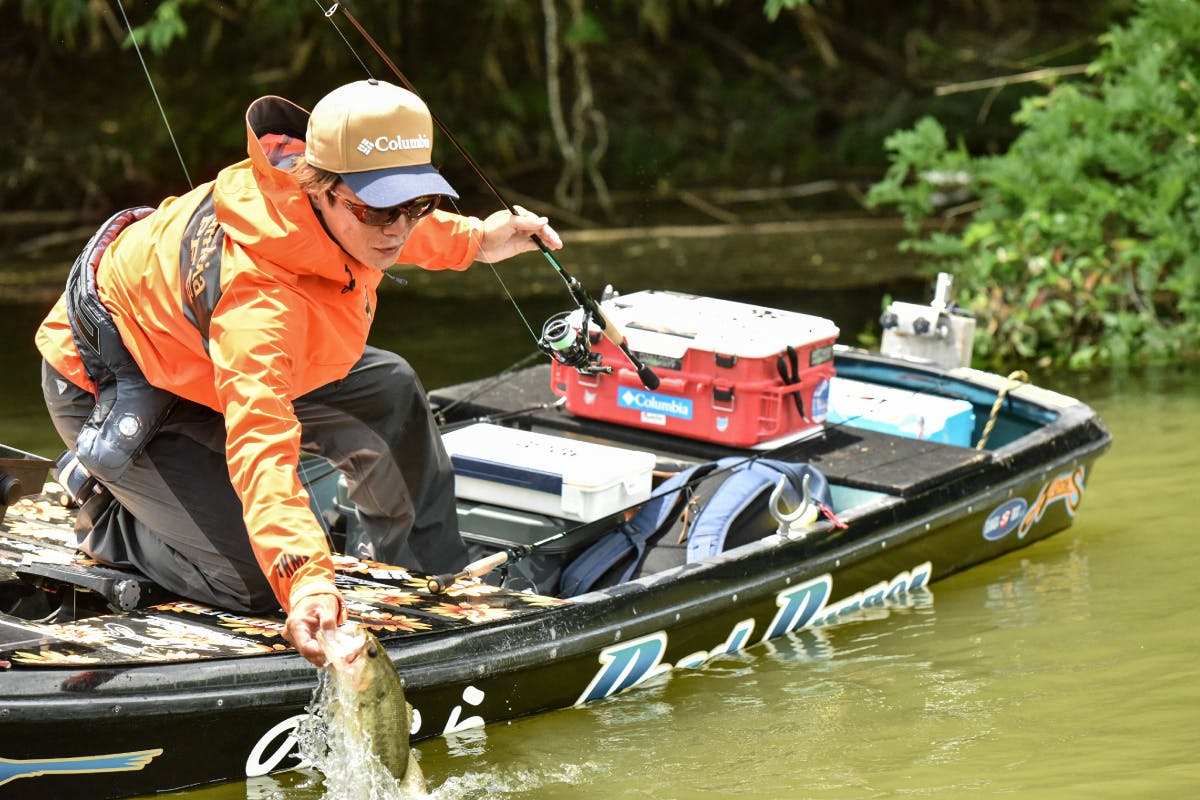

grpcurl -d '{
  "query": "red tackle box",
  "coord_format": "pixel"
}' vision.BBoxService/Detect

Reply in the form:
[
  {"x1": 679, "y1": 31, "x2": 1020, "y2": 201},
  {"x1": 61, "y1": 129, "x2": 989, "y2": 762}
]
[{"x1": 550, "y1": 290, "x2": 839, "y2": 447}]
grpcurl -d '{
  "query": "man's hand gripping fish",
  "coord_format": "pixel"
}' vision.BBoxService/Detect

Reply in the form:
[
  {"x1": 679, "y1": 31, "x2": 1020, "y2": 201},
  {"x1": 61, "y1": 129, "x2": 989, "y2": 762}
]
[{"x1": 319, "y1": 622, "x2": 427, "y2": 795}]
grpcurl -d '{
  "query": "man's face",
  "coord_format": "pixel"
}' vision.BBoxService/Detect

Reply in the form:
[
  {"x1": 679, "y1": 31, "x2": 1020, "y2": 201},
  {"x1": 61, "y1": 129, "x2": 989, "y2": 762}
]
[{"x1": 316, "y1": 185, "x2": 429, "y2": 271}]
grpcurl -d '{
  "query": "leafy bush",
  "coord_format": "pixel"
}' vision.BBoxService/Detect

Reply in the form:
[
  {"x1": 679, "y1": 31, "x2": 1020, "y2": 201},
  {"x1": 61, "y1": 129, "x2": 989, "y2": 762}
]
[{"x1": 867, "y1": 0, "x2": 1200, "y2": 369}]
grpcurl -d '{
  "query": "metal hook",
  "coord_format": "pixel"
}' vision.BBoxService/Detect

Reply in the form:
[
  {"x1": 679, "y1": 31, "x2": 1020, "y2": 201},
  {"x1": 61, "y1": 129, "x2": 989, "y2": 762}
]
[{"x1": 769, "y1": 473, "x2": 812, "y2": 539}]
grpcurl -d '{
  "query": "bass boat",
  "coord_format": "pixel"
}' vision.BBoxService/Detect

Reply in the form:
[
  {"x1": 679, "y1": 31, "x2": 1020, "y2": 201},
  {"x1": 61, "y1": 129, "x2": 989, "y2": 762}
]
[{"x1": 0, "y1": 285, "x2": 1111, "y2": 799}]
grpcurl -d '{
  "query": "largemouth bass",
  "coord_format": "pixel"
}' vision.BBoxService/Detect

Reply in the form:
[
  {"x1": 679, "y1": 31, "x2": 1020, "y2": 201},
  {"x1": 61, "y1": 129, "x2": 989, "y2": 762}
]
[{"x1": 318, "y1": 622, "x2": 427, "y2": 795}]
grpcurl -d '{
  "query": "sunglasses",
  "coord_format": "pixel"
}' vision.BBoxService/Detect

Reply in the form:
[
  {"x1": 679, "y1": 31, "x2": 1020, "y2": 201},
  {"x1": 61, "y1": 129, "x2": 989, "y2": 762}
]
[{"x1": 331, "y1": 192, "x2": 441, "y2": 226}]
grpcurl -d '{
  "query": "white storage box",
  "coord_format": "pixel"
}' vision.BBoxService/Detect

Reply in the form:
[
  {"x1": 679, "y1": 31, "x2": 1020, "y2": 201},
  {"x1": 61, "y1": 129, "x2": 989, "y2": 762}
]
[
  {"x1": 441, "y1": 424, "x2": 656, "y2": 522},
  {"x1": 826, "y1": 377, "x2": 976, "y2": 447}
]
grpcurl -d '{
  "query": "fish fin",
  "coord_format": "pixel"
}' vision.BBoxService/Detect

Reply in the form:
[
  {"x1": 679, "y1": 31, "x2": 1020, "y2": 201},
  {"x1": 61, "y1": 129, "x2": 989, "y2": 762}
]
[{"x1": 401, "y1": 750, "x2": 427, "y2": 796}]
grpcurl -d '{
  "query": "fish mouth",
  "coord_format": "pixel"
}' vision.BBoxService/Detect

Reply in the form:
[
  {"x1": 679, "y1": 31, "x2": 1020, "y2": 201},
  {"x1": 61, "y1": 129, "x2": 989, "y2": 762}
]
[{"x1": 318, "y1": 623, "x2": 369, "y2": 663}]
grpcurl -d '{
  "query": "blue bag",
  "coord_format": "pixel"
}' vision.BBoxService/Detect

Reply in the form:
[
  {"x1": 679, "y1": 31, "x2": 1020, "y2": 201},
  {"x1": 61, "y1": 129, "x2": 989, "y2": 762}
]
[{"x1": 559, "y1": 457, "x2": 835, "y2": 598}]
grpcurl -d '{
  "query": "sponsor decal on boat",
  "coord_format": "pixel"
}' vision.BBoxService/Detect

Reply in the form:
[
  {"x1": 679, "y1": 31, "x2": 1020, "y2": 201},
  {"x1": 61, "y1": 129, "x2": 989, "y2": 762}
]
[
  {"x1": 246, "y1": 683, "x2": 488, "y2": 776},
  {"x1": 982, "y1": 465, "x2": 1087, "y2": 543},
  {"x1": 0, "y1": 749, "x2": 163, "y2": 787},
  {"x1": 246, "y1": 715, "x2": 307, "y2": 777},
  {"x1": 440, "y1": 684, "x2": 486, "y2": 735},
  {"x1": 575, "y1": 562, "x2": 932, "y2": 705},
  {"x1": 1018, "y1": 466, "x2": 1086, "y2": 538},
  {"x1": 982, "y1": 498, "x2": 1028, "y2": 541}
]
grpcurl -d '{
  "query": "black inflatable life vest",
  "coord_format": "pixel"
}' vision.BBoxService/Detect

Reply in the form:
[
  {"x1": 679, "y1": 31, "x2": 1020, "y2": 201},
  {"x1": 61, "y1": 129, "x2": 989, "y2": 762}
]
[{"x1": 64, "y1": 206, "x2": 178, "y2": 482}]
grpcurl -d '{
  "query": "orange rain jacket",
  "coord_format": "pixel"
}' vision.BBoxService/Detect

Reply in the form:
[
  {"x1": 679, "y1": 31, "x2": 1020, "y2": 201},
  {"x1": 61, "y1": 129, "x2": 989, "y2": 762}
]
[{"x1": 36, "y1": 93, "x2": 482, "y2": 613}]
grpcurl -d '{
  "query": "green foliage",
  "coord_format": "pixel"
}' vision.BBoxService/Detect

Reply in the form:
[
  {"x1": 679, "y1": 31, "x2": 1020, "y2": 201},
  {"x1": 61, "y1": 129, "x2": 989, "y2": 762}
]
[
  {"x1": 867, "y1": 0, "x2": 1200, "y2": 369},
  {"x1": 4, "y1": 0, "x2": 1126, "y2": 238},
  {"x1": 125, "y1": 0, "x2": 194, "y2": 54},
  {"x1": 761, "y1": 0, "x2": 810, "y2": 23},
  {"x1": 18, "y1": 0, "x2": 99, "y2": 48}
]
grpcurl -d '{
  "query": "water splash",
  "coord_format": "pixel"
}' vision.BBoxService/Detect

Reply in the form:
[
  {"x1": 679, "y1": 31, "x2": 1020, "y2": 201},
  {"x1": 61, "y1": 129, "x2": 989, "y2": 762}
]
[
  {"x1": 297, "y1": 670, "x2": 427, "y2": 800},
  {"x1": 430, "y1": 762, "x2": 606, "y2": 800}
]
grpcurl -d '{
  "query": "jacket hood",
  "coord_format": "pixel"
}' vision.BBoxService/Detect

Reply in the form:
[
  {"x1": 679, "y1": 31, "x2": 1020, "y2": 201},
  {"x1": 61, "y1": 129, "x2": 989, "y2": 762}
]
[{"x1": 212, "y1": 94, "x2": 365, "y2": 282}]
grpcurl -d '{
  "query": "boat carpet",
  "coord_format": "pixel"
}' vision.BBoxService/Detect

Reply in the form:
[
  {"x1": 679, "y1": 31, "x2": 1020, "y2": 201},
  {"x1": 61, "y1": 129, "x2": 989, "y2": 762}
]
[
  {"x1": 429, "y1": 364, "x2": 990, "y2": 498},
  {"x1": 0, "y1": 496, "x2": 566, "y2": 668}
]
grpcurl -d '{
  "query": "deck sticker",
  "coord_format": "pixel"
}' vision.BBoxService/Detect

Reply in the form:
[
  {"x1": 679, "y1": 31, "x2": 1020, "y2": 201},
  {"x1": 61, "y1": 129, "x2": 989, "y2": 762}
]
[
  {"x1": 0, "y1": 749, "x2": 163, "y2": 787},
  {"x1": 811, "y1": 378, "x2": 830, "y2": 422},
  {"x1": 983, "y1": 498, "x2": 1029, "y2": 541}
]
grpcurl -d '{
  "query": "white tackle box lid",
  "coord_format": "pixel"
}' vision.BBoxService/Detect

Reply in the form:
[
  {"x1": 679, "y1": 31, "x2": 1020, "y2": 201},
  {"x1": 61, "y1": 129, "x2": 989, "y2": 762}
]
[{"x1": 442, "y1": 423, "x2": 656, "y2": 521}]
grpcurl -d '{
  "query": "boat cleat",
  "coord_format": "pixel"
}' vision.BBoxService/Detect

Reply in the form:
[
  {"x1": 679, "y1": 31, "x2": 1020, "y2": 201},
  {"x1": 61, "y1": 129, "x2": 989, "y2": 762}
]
[{"x1": 769, "y1": 473, "x2": 817, "y2": 540}]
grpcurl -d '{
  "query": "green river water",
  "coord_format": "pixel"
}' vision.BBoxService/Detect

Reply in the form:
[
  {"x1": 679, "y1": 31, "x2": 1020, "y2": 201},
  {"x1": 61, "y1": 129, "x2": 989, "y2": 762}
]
[{"x1": 1, "y1": 229, "x2": 1196, "y2": 799}]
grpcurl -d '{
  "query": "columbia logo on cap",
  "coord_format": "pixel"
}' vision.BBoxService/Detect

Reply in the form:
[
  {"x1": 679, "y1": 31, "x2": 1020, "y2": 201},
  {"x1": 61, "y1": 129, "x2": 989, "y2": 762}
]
[{"x1": 305, "y1": 80, "x2": 459, "y2": 205}]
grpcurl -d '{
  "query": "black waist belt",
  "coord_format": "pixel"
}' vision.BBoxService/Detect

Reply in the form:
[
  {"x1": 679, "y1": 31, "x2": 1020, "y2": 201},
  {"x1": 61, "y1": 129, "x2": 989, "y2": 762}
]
[{"x1": 64, "y1": 207, "x2": 178, "y2": 482}]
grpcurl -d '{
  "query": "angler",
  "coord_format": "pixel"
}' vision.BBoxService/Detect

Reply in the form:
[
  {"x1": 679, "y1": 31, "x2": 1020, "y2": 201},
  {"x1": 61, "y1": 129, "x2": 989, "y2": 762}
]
[{"x1": 35, "y1": 78, "x2": 563, "y2": 668}]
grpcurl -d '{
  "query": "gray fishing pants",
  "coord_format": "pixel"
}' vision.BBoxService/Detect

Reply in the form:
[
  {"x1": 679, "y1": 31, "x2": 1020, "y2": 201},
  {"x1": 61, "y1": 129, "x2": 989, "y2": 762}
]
[{"x1": 41, "y1": 346, "x2": 467, "y2": 612}]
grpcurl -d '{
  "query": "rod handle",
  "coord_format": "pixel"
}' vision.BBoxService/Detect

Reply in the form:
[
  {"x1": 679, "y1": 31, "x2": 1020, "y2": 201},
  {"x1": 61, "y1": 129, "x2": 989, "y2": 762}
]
[
  {"x1": 589, "y1": 301, "x2": 661, "y2": 390},
  {"x1": 426, "y1": 550, "x2": 511, "y2": 594}
]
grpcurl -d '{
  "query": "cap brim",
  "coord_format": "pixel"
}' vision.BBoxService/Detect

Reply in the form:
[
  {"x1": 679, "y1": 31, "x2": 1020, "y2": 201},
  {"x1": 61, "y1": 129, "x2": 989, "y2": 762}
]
[{"x1": 341, "y1": 164, "x2": 459, "y2": 207}]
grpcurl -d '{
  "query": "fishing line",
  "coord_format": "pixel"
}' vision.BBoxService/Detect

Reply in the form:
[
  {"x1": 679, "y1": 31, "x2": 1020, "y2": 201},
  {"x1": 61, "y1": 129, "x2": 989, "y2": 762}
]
[
  {"x1": 432, "y1": 349, "x2": 548, "y2": 425},
  {"x1": 313, "y1": 0, "x2": 543, "y2": 348},
  {"x1": 316, "y1": 0, "x2": 662, "y2": 391},
  {"x1": 313, "y1": 0, "x2": 375, "y2": 77},
  {"x1": 115, "y1": 0, "x2": 193, "y2": 189},
  {"x1": 308, "y1": 2, "x2": 1002, "y2": 589}
]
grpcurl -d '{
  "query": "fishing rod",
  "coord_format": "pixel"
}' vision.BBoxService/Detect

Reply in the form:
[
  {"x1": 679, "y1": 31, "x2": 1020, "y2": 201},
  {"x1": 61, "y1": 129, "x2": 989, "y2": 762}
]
[
  {"x1": 322, "y1": 1, "x2": 660, "y2": 391},
  {"x1": 427, "y1": 537, "x2": 545, "y2": 594},
  {"x1": 317, "y1": 3, "x2": 991, "y2": 595}
]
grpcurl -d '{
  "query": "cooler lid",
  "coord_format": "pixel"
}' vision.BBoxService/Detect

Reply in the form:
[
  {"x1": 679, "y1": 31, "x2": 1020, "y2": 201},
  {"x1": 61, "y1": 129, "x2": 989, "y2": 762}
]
[
  {"x1": 585, "y1": 290, "x2": 840, "y2": 359},
  {"x1": 442, "y1": 423, "x2": 656, "y2": 491}
]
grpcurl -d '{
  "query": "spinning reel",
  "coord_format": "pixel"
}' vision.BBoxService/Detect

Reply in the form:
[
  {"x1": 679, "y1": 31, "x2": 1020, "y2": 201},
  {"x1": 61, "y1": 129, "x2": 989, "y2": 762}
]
[{"x1": 537, "y1": 308, "x2": 611, "y2": 377}]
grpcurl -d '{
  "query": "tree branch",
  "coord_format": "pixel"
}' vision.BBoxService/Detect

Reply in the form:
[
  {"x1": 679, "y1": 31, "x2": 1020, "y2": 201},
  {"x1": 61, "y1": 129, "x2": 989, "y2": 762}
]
[{"x1": 934, "y1": 64, "x2": 1090, "y2": 96}]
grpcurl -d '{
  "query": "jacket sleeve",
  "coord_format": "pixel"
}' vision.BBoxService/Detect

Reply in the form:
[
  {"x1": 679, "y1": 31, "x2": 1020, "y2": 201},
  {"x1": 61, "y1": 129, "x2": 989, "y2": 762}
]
[
  {"x1": 206, "y1": 277, "x2": 337, "y2": 613},
  {"x1": 397, "y1": 210, "x2": 482, "y2": 270}
]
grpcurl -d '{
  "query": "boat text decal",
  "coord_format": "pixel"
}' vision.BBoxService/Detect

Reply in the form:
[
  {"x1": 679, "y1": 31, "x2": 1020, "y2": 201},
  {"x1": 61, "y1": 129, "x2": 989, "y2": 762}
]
[
  {"x1": 246, "y1": 715, "x2": 307, "y2": 777},
  {"x1": 246, "y1": 682, "x2": 488, "y2": 775},
  {"x1": 983, "y1": 498, "x2": 1028, "y2": 541},
  {"x1": 576, "y1": 562, "x2": 932, "y2": 706}
]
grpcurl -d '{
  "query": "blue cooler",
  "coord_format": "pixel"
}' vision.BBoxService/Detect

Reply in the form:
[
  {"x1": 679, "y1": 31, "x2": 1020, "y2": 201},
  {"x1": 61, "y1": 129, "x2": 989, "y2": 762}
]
[{"x1": 826, "y1": 377, "x2": 976, "y2": 447}]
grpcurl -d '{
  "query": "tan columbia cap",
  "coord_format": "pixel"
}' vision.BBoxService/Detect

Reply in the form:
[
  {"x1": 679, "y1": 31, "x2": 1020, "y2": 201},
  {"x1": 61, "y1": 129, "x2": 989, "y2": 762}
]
[{"x1": 306, "y1": 78, "x2": 457, "y2": 207}]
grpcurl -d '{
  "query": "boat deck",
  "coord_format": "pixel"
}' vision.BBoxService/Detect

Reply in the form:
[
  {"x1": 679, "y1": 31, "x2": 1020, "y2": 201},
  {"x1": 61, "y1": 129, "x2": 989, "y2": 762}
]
[{"x1": 429, "y1": 364, "x2": 990, "y2": 498}]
